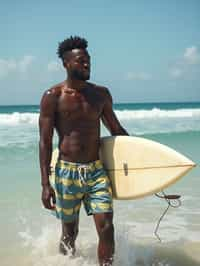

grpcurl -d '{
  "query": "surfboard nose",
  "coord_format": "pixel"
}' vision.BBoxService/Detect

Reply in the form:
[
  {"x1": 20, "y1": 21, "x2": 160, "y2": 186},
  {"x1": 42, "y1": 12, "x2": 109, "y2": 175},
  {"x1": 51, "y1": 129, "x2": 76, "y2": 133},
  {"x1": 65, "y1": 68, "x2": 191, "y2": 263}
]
[{"x1": 181, "y1": 156, "x2": 196, "y2": 168}]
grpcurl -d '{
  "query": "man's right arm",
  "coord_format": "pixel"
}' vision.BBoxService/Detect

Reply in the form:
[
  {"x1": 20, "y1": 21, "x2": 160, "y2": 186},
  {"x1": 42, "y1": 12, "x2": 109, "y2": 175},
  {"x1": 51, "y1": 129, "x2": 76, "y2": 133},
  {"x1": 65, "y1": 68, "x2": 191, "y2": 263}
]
[{"x1": 39, "y1": 89, "x2": 56, "y2": 209}]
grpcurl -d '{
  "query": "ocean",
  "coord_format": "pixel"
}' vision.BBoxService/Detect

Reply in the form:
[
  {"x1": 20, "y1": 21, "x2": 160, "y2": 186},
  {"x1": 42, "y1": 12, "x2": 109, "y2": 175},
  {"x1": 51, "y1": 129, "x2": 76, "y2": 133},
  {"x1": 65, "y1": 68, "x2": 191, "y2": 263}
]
[{"x1": 0, "y1": 102, "x2": 200, "y2": 266}]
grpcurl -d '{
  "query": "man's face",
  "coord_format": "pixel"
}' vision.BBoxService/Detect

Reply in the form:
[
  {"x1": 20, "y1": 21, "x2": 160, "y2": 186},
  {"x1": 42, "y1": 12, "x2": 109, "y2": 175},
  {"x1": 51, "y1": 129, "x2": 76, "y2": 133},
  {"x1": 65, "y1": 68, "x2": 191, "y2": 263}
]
[{"x1": 65, "y1": 49, "x2": 91, "y2": 81}]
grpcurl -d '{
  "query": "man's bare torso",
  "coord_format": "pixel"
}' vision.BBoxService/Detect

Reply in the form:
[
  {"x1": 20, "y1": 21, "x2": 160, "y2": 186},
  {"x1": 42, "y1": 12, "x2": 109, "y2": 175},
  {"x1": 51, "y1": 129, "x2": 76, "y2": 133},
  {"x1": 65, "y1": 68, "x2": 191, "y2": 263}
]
[{"x1": 52, "y1": 82, "x2": 107, "y2": 163}]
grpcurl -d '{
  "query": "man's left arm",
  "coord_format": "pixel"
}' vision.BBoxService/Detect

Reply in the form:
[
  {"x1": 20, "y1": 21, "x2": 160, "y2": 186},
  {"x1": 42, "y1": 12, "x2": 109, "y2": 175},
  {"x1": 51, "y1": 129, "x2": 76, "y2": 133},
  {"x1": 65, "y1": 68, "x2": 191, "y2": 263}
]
[{"x1": 101, "y1": 88, "x2": 129, "y2": 136}]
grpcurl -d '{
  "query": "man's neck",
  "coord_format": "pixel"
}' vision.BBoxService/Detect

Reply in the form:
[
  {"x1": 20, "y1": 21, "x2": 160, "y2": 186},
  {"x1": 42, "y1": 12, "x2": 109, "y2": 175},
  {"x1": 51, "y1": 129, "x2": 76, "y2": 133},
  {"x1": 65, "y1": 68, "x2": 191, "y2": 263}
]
[{"x1": 66, "y1": 78, "x2": 86, "y2": 91}]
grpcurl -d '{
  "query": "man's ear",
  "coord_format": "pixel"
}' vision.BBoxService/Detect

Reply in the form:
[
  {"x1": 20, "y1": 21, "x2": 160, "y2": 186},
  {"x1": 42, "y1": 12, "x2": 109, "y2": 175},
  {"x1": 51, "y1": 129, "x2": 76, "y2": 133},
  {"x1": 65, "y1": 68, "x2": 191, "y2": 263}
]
[{"x1": 63, "y1": 59, "x2": 68, "y2": 68}]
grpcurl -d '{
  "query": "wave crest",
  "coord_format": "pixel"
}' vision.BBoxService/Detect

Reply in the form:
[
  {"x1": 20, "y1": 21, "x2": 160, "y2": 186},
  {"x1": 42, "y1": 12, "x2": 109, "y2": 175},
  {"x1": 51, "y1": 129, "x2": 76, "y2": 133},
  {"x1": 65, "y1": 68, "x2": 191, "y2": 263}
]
[
  {"x1": 0, "y1": 112, "x2": 39, "y2": 126},
  {"x1": 115, "y1": 108, "x2": 200, "y2": 120},
  {"x1": 1, "y1": 108, "x2": 200, "y2": 126}
]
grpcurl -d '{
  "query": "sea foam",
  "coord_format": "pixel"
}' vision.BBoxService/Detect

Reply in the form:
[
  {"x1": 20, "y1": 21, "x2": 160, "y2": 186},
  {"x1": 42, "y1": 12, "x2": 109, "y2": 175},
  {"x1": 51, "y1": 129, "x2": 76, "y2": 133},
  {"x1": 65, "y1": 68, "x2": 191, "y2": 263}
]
[
  {"x1": 115, "y1": 108, "x2": 200, "y2": 120},
  {"x1": 0, "y1": 109, "x2": 200, "y2": 148},
  {"x1": 0, "y1": 108, "x2": 200, "y2": 126},
  {"x1": 0, "y1": 112, "x2": 38, "y2": 126}
]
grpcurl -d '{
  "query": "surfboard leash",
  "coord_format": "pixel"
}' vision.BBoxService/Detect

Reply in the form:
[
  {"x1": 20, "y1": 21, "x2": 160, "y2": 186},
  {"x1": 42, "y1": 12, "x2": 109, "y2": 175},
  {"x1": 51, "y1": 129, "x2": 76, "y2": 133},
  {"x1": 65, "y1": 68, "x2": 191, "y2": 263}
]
[{"x1": 154, "y1": 191, "x2": 181, "y2": 242}]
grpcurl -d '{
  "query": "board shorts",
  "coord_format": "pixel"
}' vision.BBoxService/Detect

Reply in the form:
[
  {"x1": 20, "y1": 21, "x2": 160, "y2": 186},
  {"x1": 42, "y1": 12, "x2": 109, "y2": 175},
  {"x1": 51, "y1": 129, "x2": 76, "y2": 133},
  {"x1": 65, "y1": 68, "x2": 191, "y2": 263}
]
[{"x1": 51, "y1": 159, "x2": 113, "y2": 222}]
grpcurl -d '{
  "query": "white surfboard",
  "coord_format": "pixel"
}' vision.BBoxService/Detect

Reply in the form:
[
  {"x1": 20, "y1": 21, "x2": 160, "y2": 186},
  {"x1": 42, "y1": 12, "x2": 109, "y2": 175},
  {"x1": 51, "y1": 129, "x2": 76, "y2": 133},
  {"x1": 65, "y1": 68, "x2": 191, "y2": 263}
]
[{"x1": 50, "y1": 136, "x2": 196, "y2": 200}]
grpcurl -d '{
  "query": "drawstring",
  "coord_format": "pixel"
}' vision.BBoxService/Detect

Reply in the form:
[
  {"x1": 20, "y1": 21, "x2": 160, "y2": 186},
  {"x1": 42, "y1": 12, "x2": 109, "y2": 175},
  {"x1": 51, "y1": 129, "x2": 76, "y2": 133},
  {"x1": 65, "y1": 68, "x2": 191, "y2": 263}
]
[{"x1": 78, "y1": 165, "x2": 88, "y2": 184}]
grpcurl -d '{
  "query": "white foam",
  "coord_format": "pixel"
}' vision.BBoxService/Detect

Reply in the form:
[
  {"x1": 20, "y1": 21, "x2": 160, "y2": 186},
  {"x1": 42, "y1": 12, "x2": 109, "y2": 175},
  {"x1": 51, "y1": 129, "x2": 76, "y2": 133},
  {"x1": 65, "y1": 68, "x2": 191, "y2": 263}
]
[
  {"x1": 0, "y1": 108, "x2": 200, "y2": 127},
  {"x1": 15, "y1": 219, "x2": 200, "y2": 266},
  {"x1": 0, "y1": 112, "x2": 38, "y2": 126},
  {"x1": 115, "y1": 108, "x2": 200, "y2": 120},
  {"x1": 0, "y1": 108, "x2": 200, "y2": 148},
  {"x1": 16, "y1": 221, "x2": 155, "y2": 266}
]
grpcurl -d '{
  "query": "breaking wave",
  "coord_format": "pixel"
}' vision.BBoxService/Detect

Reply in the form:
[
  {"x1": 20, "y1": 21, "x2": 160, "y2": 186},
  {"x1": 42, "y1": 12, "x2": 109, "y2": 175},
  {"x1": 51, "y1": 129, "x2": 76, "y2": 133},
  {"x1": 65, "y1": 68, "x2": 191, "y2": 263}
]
[{"x1": 0, "y1": 108, "x2": 200, "y2": 126}]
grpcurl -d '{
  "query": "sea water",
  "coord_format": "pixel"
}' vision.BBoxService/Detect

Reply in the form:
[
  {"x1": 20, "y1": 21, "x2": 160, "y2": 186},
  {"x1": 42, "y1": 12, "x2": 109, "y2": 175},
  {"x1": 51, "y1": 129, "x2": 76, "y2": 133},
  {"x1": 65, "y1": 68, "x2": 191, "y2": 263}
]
[{"x1": 0, "y1": 102, "x2": 200, "y2": 266}]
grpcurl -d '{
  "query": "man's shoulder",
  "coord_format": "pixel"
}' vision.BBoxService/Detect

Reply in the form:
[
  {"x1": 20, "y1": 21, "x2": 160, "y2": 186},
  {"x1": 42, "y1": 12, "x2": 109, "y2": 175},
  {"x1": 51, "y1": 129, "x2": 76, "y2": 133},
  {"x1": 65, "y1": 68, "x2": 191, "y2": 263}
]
[
  {"x1": 46, "y1": 81, "x2": 65, "y2": 97},
  {"x1": 40, "y1": 82, "x2": 65, "y2": 109},
  {"x1": 89, "y1": 82, "x2": 111, "y2": 97}
]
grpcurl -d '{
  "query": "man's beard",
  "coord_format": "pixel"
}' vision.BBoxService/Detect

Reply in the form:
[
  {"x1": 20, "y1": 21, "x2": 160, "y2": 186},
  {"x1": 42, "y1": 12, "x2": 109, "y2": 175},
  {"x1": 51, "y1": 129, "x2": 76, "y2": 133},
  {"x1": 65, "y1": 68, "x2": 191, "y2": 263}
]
[{"x1": 71, "y1": 69, "x2": 90, "y2": 81}]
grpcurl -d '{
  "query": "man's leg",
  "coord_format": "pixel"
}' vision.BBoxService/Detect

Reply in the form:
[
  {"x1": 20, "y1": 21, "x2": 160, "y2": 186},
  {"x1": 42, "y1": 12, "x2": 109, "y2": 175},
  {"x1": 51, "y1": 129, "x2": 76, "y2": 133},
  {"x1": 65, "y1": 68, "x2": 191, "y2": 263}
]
[
  {"x1": 93, "y1": 212, "x2": 114, "y2": 266},
  {"x1": 59, "y1": 218, "x2": 79, "y2": 255}
]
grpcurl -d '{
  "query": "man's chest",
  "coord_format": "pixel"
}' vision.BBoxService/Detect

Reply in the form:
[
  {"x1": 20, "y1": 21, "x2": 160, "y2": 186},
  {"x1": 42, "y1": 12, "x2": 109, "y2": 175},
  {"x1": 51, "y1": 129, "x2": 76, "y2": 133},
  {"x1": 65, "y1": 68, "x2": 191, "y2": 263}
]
[{"x1": 57, "y1": 89, "x2": 105, "y2": 120}]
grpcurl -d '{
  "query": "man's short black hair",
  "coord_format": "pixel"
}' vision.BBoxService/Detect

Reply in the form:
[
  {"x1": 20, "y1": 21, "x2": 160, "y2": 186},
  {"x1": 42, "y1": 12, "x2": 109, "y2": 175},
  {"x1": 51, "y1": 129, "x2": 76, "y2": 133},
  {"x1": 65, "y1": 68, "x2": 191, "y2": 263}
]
[{"x1": 57, "y1": 36, "x2": 88, "y2": 60}]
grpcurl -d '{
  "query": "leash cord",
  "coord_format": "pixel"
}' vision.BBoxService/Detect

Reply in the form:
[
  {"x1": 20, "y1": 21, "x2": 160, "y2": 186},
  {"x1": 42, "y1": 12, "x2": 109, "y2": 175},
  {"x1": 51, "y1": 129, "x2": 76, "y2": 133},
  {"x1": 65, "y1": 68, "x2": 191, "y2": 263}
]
[{"x1": 154, "y1": 191, "x2": 181, "y2": 242}]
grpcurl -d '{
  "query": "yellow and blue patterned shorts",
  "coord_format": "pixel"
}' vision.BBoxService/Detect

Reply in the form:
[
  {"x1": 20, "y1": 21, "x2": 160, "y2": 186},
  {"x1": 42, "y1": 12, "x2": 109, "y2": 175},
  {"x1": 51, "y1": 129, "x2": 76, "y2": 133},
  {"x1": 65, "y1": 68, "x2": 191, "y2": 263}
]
[{"x1": 51, "y1": 159, "x2": 113, "y2": 222}]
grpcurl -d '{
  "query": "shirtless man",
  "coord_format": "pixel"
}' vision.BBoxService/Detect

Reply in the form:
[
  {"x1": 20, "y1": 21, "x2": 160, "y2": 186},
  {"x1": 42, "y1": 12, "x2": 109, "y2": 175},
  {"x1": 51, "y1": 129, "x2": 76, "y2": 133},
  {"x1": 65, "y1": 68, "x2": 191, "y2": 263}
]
[{"x1": 39, "y1": 36, "x2": 128, "y2": 266}]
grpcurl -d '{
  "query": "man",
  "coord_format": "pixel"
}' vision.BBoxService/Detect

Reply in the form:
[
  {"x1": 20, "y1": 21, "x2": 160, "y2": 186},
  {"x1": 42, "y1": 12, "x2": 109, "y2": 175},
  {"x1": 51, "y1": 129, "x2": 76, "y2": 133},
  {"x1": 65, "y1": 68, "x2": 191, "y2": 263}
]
[{"x1": 39, "y1": 36, "x2": 128, "y2": 266}]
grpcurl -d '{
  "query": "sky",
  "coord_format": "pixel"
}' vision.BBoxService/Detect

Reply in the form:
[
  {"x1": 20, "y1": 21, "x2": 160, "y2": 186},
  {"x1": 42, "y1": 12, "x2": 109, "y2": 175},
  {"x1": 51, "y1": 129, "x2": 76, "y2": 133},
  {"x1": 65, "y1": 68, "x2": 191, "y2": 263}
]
[{"x1": 0, "y1": 0, "x2": 200, "y2": 104}]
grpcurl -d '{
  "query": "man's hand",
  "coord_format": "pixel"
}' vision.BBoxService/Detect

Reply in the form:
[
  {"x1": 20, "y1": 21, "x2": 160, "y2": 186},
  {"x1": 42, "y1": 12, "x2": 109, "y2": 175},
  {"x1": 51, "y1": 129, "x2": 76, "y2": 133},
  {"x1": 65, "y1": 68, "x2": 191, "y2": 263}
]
[{"x1": 42, "y1": 184, "x2": 56, "y2": 210}]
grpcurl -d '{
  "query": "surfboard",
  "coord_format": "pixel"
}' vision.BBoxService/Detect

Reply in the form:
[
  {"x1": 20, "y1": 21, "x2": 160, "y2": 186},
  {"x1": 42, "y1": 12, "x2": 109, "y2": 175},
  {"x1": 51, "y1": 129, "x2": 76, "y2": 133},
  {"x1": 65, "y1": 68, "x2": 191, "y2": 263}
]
[{"x1": 50, "y1": 136, "x2": 196, "y2": 200}]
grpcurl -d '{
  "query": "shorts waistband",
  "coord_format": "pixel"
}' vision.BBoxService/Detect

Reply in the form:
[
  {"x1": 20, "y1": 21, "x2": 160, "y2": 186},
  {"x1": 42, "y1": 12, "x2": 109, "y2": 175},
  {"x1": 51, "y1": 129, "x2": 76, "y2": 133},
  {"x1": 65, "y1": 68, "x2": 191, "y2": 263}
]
[{"x1": 56, "y1": 159, "x2": 103, "y2": 170}]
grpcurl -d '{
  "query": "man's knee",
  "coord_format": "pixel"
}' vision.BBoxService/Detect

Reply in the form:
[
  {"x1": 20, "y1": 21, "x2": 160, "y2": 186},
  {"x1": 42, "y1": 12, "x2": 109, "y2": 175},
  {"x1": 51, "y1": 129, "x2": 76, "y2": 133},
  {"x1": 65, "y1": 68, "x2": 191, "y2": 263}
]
[
  {"x1": 62, "y1": 220, "x2": 79, "y2": 240},
  {"x1": 98, "y1": 220, "x2": 114, "y2": 241}
]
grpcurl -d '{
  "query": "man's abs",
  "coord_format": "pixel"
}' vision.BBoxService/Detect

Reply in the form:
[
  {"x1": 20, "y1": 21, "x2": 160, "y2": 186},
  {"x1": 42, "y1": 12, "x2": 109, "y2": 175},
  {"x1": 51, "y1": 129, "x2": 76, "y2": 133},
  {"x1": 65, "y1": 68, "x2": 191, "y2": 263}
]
[{"x1": 57, "y1": 125, "x2": 101, "y2": 163}]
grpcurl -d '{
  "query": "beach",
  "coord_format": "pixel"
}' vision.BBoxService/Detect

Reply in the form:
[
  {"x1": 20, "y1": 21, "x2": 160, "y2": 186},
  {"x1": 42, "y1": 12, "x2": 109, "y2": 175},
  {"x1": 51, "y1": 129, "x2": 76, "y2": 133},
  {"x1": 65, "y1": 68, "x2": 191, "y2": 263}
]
[{"x1": 0, "y1": 102, "x2": 200, "y2": 266}]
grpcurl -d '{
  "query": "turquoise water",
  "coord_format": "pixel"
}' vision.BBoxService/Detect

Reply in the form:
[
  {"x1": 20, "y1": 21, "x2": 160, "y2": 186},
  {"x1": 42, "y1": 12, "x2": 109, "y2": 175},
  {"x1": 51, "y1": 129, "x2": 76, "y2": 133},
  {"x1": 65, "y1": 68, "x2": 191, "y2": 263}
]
[
  {"x1": 0, "y1": 101, "x2": 200, "y2": 113},
  {"x1": 0, "y1": 102, "x2": 200, "y2": 266}
]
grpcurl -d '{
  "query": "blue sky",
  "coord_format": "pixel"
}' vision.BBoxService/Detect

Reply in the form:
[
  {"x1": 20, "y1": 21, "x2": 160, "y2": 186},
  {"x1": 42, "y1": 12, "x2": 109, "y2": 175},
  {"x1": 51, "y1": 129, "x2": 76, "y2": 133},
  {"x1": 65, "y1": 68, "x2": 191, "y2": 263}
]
[{"x1": 0, "y1": 0, "x2": 200, "y2": 104}]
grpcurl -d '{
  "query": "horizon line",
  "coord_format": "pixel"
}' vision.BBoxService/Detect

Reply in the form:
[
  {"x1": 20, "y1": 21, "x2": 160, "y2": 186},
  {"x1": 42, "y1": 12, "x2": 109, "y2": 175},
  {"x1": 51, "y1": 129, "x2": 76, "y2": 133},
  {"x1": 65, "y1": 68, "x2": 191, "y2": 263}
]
[{"x1": 0, "y1": 100, "x2": 200, "y2": 107}]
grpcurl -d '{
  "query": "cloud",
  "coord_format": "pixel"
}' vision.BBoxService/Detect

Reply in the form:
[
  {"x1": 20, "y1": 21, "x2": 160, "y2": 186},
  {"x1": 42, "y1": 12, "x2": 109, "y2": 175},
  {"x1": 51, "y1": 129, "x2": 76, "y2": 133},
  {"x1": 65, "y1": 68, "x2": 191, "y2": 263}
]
[
  {"x1": 47, "y1": 61, "x2": 62, "y2": 72},
  {"x1": 19, "y1": 55, "x2": 35, "y2": 72},
  {"x1": 169, "y1": 68, "x2": 183, "y2": 78},
  {"x1": 0, "y1": 56, "x2": 35, "y2": 78},
  {"x1": 126, "y1": 71, "x2": 152, "y2": 81},
  {"x1": 0, "y1": 59, "x2": 17, "y2": 78},
  {"x1": 169, "y1": 45, "x2": 200, "y2": 79},
  {"x1": 183, "y1": 46, "x2": 200, "y2": 65}
]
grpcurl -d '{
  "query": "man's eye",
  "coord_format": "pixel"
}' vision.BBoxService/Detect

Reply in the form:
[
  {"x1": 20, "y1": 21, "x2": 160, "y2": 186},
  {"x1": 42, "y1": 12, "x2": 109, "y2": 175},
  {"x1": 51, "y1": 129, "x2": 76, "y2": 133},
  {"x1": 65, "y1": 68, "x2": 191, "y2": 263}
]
[
  {"x1": 76, "y1": 60, "x2": 84, "y2": 64},
  {"x1": 77, "y1": 58, "x2": 90, "y2": 65}
]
